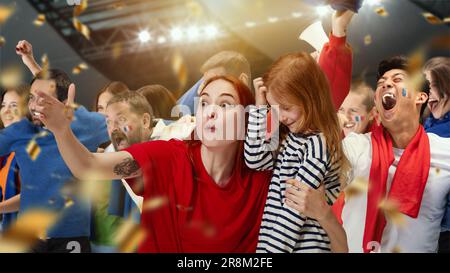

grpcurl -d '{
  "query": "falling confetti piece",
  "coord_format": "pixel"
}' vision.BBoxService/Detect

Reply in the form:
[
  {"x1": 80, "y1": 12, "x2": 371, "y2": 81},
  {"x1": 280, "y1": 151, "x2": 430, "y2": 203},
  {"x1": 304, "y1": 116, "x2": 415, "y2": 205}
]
[
  {"x1": 26, "y1": 139, "x2": 41, "y2": 161},
  {"x1": 110, "y1": 2, "x2": 126, "y2": 10},
  {"x1": 402, "y1": 88, "x2": 407, "y2": 97},
  {"x1": 176, "y1": 204, "x2": 194, "y2": 211},
  {"x1": 0, "y1": 36, "x2": 5, "y2": 47},
  {"x1": 422, "y1": 13, "x2": 443, "y2": 25},
  {"x1": 391, "y1": 246, "x2": 402, "y2": 253},
  {"x1": 73, "y1": 0, "x2": 90, "y2": 40},
  {"x1": 40, "y1": 54, "x2": 49, "y2": 80},
  {"x1": 73, "y1": 17, "x2": 90, "y2": 40},
  {"x1": 374, "y1": 7, "x2": 388, "y2": 17},
  {"x1": 0, "y1": 65, "x2": 23, "y2": 88},
  {"x1": 379, "y1": 198, "x2": 406, "y2": 227},
  {"x1": 188, "y1": 220, "x2": 217, "y2": 238},
  {"x1": 115, "y1": 220, "x2": 146, "y2": 253},
  {"x1": 406, "y1": 49, "x2": 426, "y2": 93},
  {"x1": 364, "y1": 35, "x2": 372, "y2": 45},
  {"x1": 64, "y1": 198, "x2": 74, "y2": 208},
  {"x1": 344, "y1": 177, "x2": 369, "y2": 199},
  {"x1": 436, "y1": 168, "x2": 440, "y2": 175},
  {"x1": 33, "y1": 14, "x2": 46, "y2": 27},
  {"x1": 78, "y1": 63, "x2": 88, "y2": 70},
  {"x1": 0, "y1": 5, "x2": 15, "y2": 25},
  {"x1": 74, "y1": 0, "x2": 88, "y2": 17},
  {"x1": 142, "y1": 196, "x2": 169, "y2": 212},
  {"x1": 2, "y1": 209, "x2": 59, "y2": 245},
  {"x1": 172, "y1": 50, "x2": 188, "y2": 95},
  {"x1": 72, "y1": 63, "x2": 89, "y2": 75},
  {"x1": 112, "y1": 42, "x2": 123, "y2": 59},
  {"x1": 36, "y1": 130, "x2": 49, "y2": 138},
  {"x1": 186, "y1": 1, "x2": 203, "y2": 17},
  {"x1": 0, "y1": 238, "x2": 29, "y2": 253}
]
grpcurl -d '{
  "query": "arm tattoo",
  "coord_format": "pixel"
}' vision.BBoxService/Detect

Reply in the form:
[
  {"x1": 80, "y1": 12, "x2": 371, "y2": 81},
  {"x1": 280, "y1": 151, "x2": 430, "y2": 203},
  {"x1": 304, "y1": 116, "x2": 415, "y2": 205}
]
[{"x1": 113, "y1": 157, "x2": 140, "y2": 178}]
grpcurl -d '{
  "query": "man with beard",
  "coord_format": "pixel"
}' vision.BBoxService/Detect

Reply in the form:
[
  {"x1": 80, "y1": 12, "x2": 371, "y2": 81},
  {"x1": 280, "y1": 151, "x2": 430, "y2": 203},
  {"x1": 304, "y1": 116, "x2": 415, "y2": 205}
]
[
  {"x1": 103, "y1": 92, "x2": 154, "y2": 219},
  {"x1": 329, "y1": 56, "x2": 450, "y2": 252},
  {"x1": 0, "y1": 69, "x2": 109, "y2": 252}
]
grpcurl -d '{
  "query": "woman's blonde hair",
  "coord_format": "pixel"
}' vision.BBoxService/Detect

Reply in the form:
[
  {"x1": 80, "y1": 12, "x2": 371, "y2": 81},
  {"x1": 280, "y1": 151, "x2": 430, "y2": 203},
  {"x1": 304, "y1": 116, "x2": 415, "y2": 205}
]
[{"x1": 264, "y1": 52, "x2": 350, "y2": 187}]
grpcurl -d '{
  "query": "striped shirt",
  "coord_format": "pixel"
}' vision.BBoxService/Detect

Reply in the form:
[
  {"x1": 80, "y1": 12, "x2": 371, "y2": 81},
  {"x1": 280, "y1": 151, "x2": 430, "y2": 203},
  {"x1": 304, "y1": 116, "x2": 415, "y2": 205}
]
[{"x1": 244, "y1": 106, "x2": 341, "y2": 253}]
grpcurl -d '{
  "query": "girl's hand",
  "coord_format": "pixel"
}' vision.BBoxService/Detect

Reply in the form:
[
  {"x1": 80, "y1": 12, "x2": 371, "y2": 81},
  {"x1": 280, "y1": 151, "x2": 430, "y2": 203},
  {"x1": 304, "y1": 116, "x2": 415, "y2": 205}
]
[
  {"x1": 285, "y1": 179, "x2": 330, "y2": 221},
  {"x1": 253, "y1": 77, "x2": 268, "y2": 106}
]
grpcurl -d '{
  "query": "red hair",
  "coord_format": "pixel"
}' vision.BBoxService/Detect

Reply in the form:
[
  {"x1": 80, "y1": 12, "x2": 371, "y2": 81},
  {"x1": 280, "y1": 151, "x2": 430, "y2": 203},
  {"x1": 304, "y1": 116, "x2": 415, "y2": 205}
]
[
  {"x1": 187, "y1": 75, "x2": 255, "y2": 176},
  {"x1": 264, "y1": 52, "x2": 350, "y2": 186}
]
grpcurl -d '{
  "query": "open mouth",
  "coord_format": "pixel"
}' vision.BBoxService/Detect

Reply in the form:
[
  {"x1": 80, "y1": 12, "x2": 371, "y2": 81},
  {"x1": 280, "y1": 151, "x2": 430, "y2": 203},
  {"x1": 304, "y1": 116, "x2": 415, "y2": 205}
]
[
  {"x1": 382, "y1": 92, "x2": 397, "y2": 111},
  {"x1": 428, "y1": 99, "x2": 439, "y2": 112},
  {"x1": 343, "y1": 121, "x2": 356, "y2": 129},
  {"x1": 205, "y1": 124, "x2": 216, "y2": 133},
  {"x1": 111, "y1": 131, "x2": 129, "y2": 150}
]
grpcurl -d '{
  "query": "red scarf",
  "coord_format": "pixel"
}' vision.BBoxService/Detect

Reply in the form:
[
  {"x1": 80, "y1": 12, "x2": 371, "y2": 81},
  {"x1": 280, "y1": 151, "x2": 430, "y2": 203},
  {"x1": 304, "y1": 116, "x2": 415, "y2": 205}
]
[{"x1": 362, "y1": 125, "x2": 430, "y2": 252}]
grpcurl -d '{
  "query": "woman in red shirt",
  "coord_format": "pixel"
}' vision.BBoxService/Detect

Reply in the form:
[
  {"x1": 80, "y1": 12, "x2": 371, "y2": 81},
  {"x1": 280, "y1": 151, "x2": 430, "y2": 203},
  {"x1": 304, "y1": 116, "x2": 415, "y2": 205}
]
[
  {"x1": 33, "y1": 11, "x2": 353, "y2": 253},
  {"x1": 35, "y1": 75, "x2": 272, "y2": 252}
]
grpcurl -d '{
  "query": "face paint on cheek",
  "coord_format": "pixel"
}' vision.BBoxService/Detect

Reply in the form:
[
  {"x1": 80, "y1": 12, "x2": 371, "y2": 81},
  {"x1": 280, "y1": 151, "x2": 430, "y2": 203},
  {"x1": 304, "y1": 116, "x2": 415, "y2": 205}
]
[
  {"x1": 354, "y1": 115, "x2": 365, "y2": 123},
  {"x1": 402, "y1": 88, "x2": 407, "y2": 97},
  {"x1": 123, "y1": 125, "x2": 132, "y2": 133}
]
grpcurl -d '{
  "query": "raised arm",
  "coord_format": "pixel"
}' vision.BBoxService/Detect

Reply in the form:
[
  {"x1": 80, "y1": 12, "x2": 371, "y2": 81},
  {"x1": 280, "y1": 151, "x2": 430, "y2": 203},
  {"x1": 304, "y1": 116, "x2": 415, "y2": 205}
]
[
  {"x1": 318, "y1": 10, "x2": 354, "y2": 111},
  {"x1": 33, "y1": 84, "x2": 141, "y2": 180},
  {"x1": 16, "y1": 40, "x2": 42, "y2": 76},
  {"x1": 244, "y1": 78, "x2": 278, "y2": 171}
]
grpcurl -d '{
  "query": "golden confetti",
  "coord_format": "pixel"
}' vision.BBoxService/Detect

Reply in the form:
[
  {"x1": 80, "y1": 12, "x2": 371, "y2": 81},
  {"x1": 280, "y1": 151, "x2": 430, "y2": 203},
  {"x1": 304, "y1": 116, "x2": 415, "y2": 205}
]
[
  {"x1": 374, "y1": 7, "x2": 388, "y2": 17},
  {"x1": 40, "y1": 54, "x2": 49, "y2": 80},
  {"x1": 142, "y1": 196, "x2": 169, "y2": 212},
  {"x1": 344, "y1": 177, "x2": 369, "y2": 199},
  {"x1": 406, "y1": 48, "x2": 426, "y2": 93},
  {"x1": 112, "y1": 42, "x2": 123, "y2": 59},
  {"x1": 0, "y1": 237, "x2": 28, "y2": 253},
  {"x1": 188, "y1": 221, "x2": 217, "y2": 238},
  {"x1": 0, "y1": 5, "x2": 15, "y2": 25},
  {"x1": 391, "y1": 246, "x2": 402, "y2": 253},
  {"x1": 176, "y1": 204, "x2": 194, "y2": 211},
  {"x1": 73, "y1": 17, "x2": 90, "y2": 40},
  {"x1": 63, "y1": 197, "x2": 74, "y2": 208},
  {"x1": 74, "y1": 0, "x2": 88, "y2": 17},
  {"x1": 0, "y1": 36, "x2": 5, "y2": 47},
  {"x1": 73, "y1": 0, "x2": 90, "y2": 40},
  {"x1": 33, "y1": 14, "x2": 46, "y2": 27},
  {"x1": 422, "y1": 13, "x2": 443, "y2": 25},
  {"x1": 72, "y1": 63, "x2": 89, "y2": 75},
  {"x1": 114, "y1": 220, "x2": 146, "y2": 253},
  {"x1": 364, "y1": 35, "x2": 372, "y2": 45},
  {"x1": 379, "y1": 198, "x2": 406, "y2": 227},
  {"x1": 110, "y1": 1, "x2": 126, "y2": 10},
  {"x1": 36, "y1": 130, "x2": 49, "y2": 138},
  {"x1": 436, "y1": 168, "x2": 440, "y2": 175},
  {"x1": 78, "y1": 63, "x2": 88, "y2": 70},
  {"x1": 26, "y1": 139, "x2": 41, "y2": 161},
  {"x1": 186, "y1": 1, "x2": 203, "y2": 17},
  {"x1": 60, "y1": 171, "x2": 107, "y2": 205},
  {"x1": 2, "y1": 209, "x2": 59, "y2": 245},
  {"x1": 72, "y1": 67, "x2": 81, "y2": 75},
  {"x1": 171, "y1": 50, "x2": 188, "y2": 93},
  {"x1": 0, "y1": 65, "x2": 23, "y2": 89}
]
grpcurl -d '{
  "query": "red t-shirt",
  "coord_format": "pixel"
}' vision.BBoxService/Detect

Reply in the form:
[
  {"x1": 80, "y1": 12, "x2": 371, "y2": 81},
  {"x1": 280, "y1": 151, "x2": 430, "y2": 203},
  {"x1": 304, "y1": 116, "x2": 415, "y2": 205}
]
[{"x1": 124, "y1": 140, "x2": 271, "y2": 253}]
